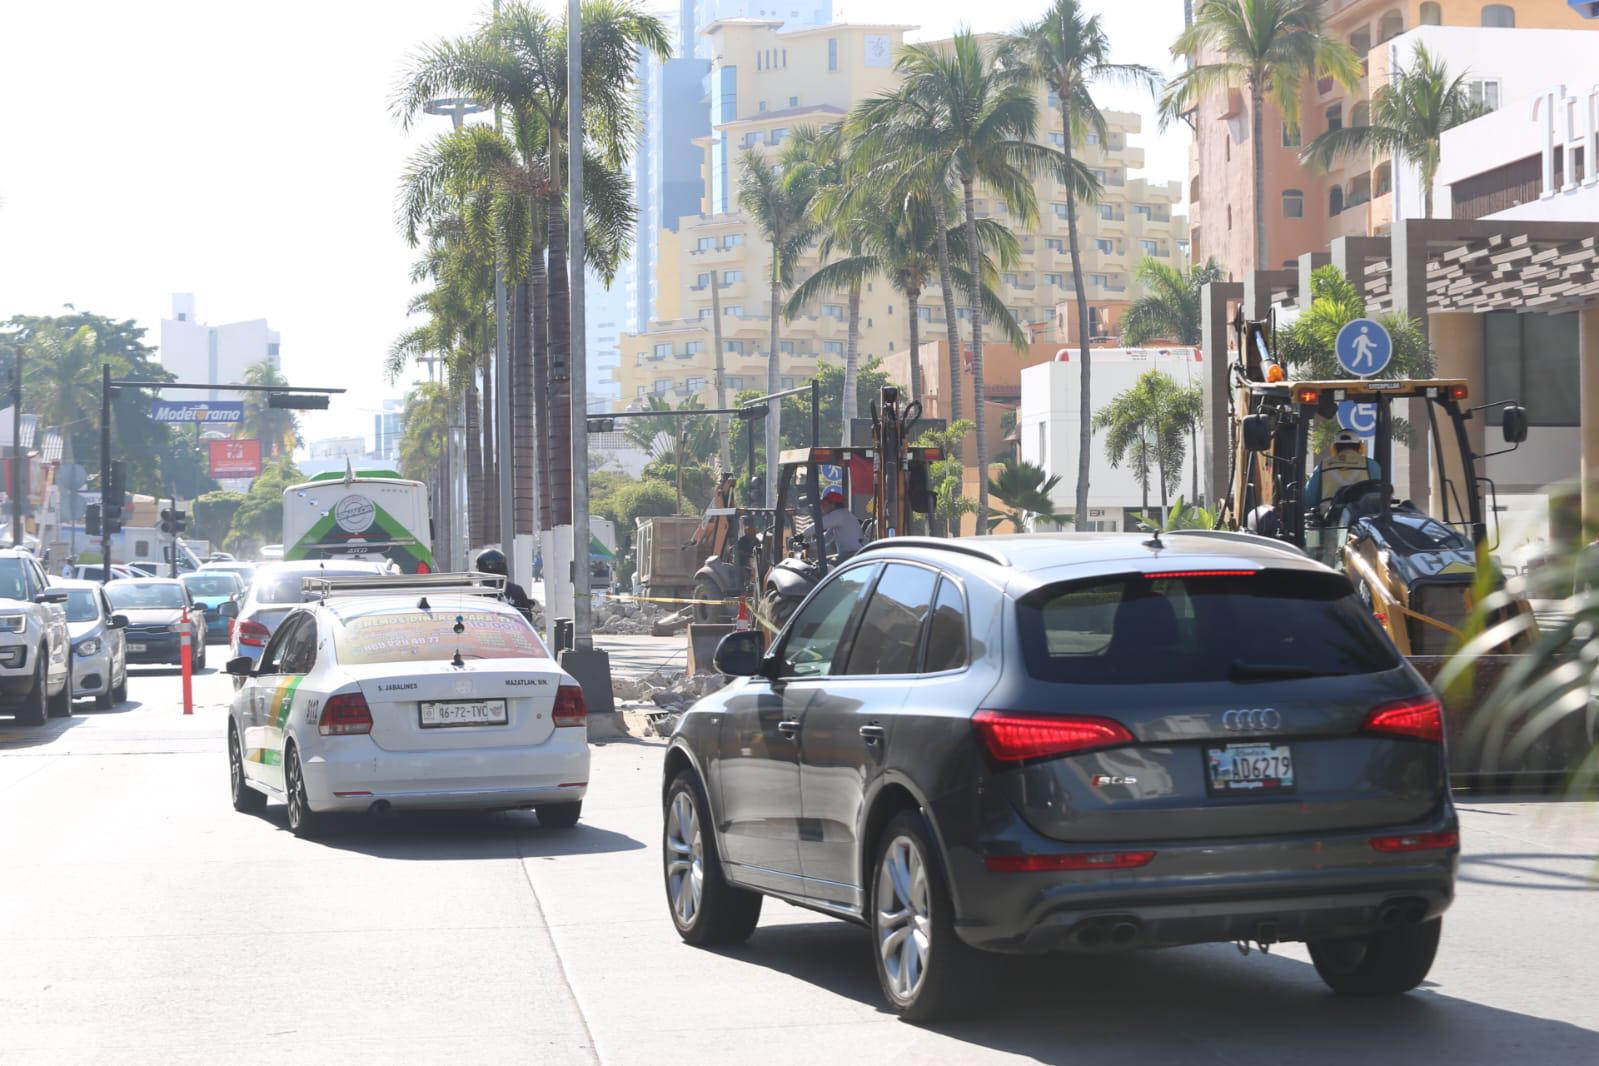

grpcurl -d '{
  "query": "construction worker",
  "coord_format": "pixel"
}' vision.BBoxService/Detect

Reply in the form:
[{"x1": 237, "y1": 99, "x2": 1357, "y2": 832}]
[
  {"x1": 474, "y1": 548, "x2": 536, "y2": 622},
  {"x1": 1306, "y1": 430, "x2": 1382, "y2": 520},
  {"x1": 820, "y1": 488, "x2": 865, "y2": 558}
]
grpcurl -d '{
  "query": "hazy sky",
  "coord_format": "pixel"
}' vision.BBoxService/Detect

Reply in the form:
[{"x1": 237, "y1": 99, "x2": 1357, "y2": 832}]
[{"x1": 0, "y1": 0, "x2": 1187, "y2": 447}]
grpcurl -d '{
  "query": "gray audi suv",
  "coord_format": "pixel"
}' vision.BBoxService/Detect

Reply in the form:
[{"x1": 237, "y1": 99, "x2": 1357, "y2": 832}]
[{"x1": 660, "y1": 531, "x2": 1457, "y2": 1021}]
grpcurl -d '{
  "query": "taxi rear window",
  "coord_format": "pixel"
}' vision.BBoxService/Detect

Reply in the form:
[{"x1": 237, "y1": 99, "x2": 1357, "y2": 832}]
[{"x1": 333, "y1": 609, "x2": 549, "y2": 666}]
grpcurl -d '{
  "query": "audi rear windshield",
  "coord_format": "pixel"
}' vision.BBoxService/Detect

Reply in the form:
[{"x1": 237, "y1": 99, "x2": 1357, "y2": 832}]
[{"x1": 1017, "y1": 570, "x2": 1400, "y2": 685}]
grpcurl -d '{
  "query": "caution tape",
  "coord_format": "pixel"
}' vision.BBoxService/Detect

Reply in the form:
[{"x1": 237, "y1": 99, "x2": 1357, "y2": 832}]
[{"x1": 591, "y1": 593, "x2": 739, "y2": 607}]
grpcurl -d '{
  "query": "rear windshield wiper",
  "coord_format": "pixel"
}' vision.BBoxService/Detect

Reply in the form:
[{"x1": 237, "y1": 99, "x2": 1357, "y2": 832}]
[{"x1": 1228, "y1": 661, "x2": 1349, "y2": 681}]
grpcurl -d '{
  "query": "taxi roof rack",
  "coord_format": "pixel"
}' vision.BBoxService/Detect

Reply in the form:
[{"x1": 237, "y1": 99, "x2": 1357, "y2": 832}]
[{"x1": 301, "y1": 570, "x2": 507, "y2": 602}]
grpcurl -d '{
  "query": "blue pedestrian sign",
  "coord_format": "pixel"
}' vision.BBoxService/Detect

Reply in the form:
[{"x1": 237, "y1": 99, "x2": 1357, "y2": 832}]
[
  {"x1": 1337, "y1": 400, "x2": 1377, "y2": 439},
  {"x1": 1335, "y1": 318, "x2": 1393, "y2": 377}
]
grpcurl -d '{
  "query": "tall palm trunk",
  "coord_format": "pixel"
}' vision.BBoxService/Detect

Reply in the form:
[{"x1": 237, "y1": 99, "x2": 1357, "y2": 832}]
[
  {"x1": 842, "y1": 278, "x2": 861, "y2": 441},
  {"x1": 482, "y1": 354, "x2": 499, "y2": 545},
  {"x1": 530, "y1": 220, "x2": 552, "y2": 534},
  {"x1": 765, "y1": 245, "x2": 781, "y2": 507},
  {"x1": 1062, "y1": 98, "x2": 1094, "y2": 532},
  {"x1": 546, "y1": 190, "x2": 573, "y2": 529},
  {"x1": 512, "y1": 281, "x2": 536, "y2": 538},
  {"x1": 1249, "y1": 77, "x2": 1267, "y2": 271},
  {"x1": 1155, "y1": 435, "x2": 1169, "y2": 520},
  {"x1": 962, "y1": 177, "x2": 989, "y2": 533},
  {"x1": 711, "y1": 274, "x2": 730, "y2": 471},
  {"x1": 930, "y1": 194, "x2": 963, "y2": 425},
  {"x1": 906, "y1": 289, "x2": 922, "y2": 404},
  {"x1": 466, "y1": 374, "x2": 485, "y2": 545}
]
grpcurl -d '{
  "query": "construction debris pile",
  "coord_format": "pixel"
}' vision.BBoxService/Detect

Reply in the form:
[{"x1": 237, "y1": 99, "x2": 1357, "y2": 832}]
[
  {"x1": 613, "y1": 668, "x2": 732, "y2": 736},
  {"x1": 591, "y1": 598, "x2": 670, "y2": 635}
]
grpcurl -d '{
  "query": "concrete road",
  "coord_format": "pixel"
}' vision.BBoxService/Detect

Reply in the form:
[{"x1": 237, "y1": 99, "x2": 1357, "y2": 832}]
[{"x1": 2, "y1": 665, "x2": 1596, "y2": 1065}]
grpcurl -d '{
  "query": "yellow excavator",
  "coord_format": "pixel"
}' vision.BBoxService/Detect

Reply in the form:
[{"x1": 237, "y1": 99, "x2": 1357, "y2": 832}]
[{"x1": 1221, "y1": 317, "x2": 1588, "y2": 783}]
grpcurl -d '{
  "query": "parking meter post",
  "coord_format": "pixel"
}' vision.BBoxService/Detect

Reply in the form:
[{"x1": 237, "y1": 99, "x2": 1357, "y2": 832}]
[{"x1": 180, "y1": 607, "x2": 193, "y2": 715}]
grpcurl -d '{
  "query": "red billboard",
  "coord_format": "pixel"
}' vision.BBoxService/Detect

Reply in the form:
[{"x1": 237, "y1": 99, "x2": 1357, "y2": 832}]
[{"x1": 209, "y1": 439, "x2": 263, "y2": 478}]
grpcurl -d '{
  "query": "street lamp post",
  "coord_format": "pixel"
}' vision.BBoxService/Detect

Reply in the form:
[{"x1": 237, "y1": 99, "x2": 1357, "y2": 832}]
[{"x1": 424, "y1": 96, "x2": 490, "y2": 572}]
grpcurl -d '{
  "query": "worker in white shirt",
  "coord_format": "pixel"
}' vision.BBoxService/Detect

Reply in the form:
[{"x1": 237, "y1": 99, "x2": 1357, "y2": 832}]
[{"x1": 820, "y1": 488, "x2": 865, "y2": 558}]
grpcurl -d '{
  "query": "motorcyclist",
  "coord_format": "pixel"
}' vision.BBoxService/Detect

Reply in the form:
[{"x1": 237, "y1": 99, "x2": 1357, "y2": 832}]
[
  {"x1": 1306, "y1": 430, "x2": 1382, "y2": 522},
  {"x1": 474, "y1": 548, "x2": 535, "y2": 621},
  {"x1": 820, "y1": 488, "x2": 865, "y2": 558}
]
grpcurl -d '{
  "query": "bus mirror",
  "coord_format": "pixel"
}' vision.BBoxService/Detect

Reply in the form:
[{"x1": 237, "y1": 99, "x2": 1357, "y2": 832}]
[
  {"x1": 1501, "y1": 405, "x2": 1528, "y2": 445},
  {"x1": 1242, "y1": 414, "x2": 1272, "y2": 453}
]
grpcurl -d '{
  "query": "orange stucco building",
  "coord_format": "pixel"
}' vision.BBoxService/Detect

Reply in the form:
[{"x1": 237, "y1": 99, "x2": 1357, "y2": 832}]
[{"x1": 1186, "y1": 0, "x2": 1599, "y2": 276}]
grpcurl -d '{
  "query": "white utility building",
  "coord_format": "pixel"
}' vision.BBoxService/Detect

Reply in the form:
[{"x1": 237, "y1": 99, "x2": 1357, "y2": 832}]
[{"x1": 159, "y1": 294, "x2": 281, "y2": 402}]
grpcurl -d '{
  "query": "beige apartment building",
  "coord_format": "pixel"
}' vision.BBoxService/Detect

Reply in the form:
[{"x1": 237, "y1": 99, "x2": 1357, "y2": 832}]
[
  {"x1": 1186, "y1": 0, "x2": 1599, "y2": 275},
  {"x1": 613, "y1": 18, "x2": 1188, "y2": 408}
]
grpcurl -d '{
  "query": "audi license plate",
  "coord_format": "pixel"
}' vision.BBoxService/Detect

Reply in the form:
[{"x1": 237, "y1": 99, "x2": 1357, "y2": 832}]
[
  {"x1": 1206, "y1": 743, "x2": 1295, "y2": 795},
  {"x1": 420, "y1": 699, "x2": 508, "y2": 729},
  {"x1": 127, "y1": 642, "x2": 148, "y2": 653}
]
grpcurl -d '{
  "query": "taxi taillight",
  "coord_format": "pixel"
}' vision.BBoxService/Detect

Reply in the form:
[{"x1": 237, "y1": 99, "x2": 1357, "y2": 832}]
[
  {"x1": 553, "y1": 684, "x2": 587, "y2": 728},
  {"x1": 318, "y1": 692, "x2": 373, "y2": 736}
]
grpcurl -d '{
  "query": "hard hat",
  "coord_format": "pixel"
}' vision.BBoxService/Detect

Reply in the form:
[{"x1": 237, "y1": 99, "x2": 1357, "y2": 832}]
[
  {"x1": 474, "y1": 548, "x2": 508, "y2": 575},
  {"x1": 1333, "y1": 430, "x2": 1362, "y2": 448}
]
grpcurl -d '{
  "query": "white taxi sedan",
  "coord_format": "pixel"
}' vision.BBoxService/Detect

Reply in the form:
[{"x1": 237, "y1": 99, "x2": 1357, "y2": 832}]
[{"x1": 224, "y1": 580, "x2": 587, "y2": 837}]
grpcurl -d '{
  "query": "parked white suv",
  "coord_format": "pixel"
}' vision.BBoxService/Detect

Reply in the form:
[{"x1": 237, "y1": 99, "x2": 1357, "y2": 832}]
[{"x1": 0, "y1": 549, "x2": 72, "y2": 725}]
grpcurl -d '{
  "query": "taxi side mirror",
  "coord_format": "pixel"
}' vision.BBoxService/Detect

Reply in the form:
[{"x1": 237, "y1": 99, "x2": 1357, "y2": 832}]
[{"x1": 225, "y1": 656, "x2": 254, "y2": 678}]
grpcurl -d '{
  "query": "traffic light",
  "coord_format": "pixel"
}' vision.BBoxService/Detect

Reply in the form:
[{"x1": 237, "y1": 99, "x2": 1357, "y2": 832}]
[
  {"x1": 85, "y1": 503, "x2": 102, "y2": 537},
  {"x1": 104, "y1": 461, "x2": 127, "y2": 535},
  {"x1": 159, "y1": 509, "x2": 188, "y2": 536},
  {"x1": 587, "y1": 418, "x2": 617, "y2": 434},
  {"x1": 268, "y1": 393, "x2": 329, "y2": 410}
]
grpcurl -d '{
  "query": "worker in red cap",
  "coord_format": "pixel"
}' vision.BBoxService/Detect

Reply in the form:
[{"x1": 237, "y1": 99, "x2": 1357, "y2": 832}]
[{"x1": 820, "y1": 487, "x2": 865, "y2": 558}]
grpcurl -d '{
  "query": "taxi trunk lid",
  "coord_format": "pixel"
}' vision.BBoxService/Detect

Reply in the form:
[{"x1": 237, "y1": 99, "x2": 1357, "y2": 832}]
[{"x1": 342, "y1": 662, "x2": 561, "y2": 752}]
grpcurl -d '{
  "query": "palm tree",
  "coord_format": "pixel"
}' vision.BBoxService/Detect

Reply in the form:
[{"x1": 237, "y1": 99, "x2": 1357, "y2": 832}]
[
  {"x1": 238, "y1": 360, "x2": 299, "y2": 460},
  {"x1": 1092, "y1": 369, "x2": 1193, "y2": 518},
  {"x1": 987, "y1": 456, "x2": 1064, "y2": 532},
  {"x1": 867, "y1": 31, "x2": 1057, "y2": 532},
  {"x1": 1121, "y1": 256, "x2": 1227, "y2": 346},
  {"x1": 738, "y1": 148, "x2": 820, "y2": 505},
  {"x1": 16, "y1": 322, "x2": 101, "y2": 436},
  {"x1": 1163, "y1": 0, "x2": 1360, "y2": 270},
  {"x1": 398, "y1": 382, "x2": 452, "y2": 484},
  {"x1": 785, "y1": 191, "x2": 1028, "y2": 405},
  {"x1": 1003, "y1": 0, "x2": 1155, "y2": 533},
  {"x1": 1300, "y1": 41, "x2": 1484, "y2": 220}
]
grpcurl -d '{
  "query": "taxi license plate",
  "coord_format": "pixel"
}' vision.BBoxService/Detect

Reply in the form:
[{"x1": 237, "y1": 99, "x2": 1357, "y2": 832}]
[
  {"x1": 420, "y1": 699, "x2": 508, "y2": 728},
  {"x1": 1206, "y1": 743, "x2": 1295, "y2": 795},
  {"x1": 127, "y1": 642, "x2": 148, "y2": 653}
]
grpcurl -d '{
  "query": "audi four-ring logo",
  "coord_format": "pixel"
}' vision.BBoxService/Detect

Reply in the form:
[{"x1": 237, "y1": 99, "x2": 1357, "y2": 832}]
[{"x1": 1222, "y1": 708, "x2": 1282, "y2": 731}]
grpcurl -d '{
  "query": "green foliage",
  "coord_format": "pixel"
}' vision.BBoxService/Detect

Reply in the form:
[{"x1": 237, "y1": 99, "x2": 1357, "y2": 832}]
[
  {"x1": 239, "y1": 360, "x2": 300, "y2": 460},
  {"x1": 778, "y1": 361, "x2": 897, "y2": 451},
  {"x1": 987, "y1": 456, "x2": 1065, "y2": 532},
  {"x1": 622, "y1": 395, "x2": 719, "y2": 463},
  {"x1": 194, "y1": 491, "x2": 246, "y2": 548},
  {"x1": 1277, "y1": 265, "x2": 1433, "y2": 380},
  {"x1": 227, "y1": 459, "x2": 303, "y2": 551},
  {"x1": 914, "y1": 419, "x2": 977, "y2": 529},
  {"x1": 640, "y1": 458, "x2": 715, "y2": 511},
  {"x1": 1136, "y1": 496, "x2": 1217, "y2": 532},
  {"x1": 1092, "y1": 369, "x2": 1203, "y2": 511},
  {"x1": 1, "y1": 311, "x2": 173, "y2": 497},
  {"x1": 1121, "y1": 257, "x2": 1227, "y2": 346},
  {"x1": 397, "y1": 383, "x2": 450, "y2": 484}
]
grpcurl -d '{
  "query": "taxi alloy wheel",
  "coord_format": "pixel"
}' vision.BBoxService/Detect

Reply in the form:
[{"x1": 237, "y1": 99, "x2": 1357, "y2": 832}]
[
  {"x1": 284, "y1": 746, "x2": 321, "y2": 838},
  {"x1": 230, "y1": 727, "x2": 266, "y2": 813}
]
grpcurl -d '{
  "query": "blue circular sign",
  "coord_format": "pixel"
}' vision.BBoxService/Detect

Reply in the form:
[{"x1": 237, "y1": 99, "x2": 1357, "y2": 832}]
[
  {"x1": 1336, "y1": 400, "x2": 1377, "y2": 439},
  {"x1": 1335, "y1": 318, "x2": 1393, "y2": 377}
]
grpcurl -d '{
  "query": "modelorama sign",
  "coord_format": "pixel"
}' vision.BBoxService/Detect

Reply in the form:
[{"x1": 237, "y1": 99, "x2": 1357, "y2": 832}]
[
  {"x1": 1533, "y1": 83, "x2": 1599, "y2": 198},
  {"x1": 150, "y1": 400, "x2": 245, "y2": 425}
]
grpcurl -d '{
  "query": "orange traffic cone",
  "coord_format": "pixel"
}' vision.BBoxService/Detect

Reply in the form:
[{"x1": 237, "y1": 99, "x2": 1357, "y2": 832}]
[{"x1": 735, "y1": 596, "x2": 752, "y2": 632}]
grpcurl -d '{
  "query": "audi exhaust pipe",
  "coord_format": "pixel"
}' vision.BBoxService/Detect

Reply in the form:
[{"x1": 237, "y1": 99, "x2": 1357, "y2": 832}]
[
  {"x1": 368, "y1": 799, "x2": 392, "y2": 817},
  {"x1": 1107, "y1": 920, "x2": 1140, "y2": 946}
]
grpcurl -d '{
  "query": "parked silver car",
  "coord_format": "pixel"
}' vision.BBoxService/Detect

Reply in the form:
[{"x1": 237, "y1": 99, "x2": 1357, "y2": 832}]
[
  {"x1": 55, "y1": 579, "x2": 128, "y2": 709},
  {"x1": 228, "y1": 561, "x2": 392, "y2": 685}
]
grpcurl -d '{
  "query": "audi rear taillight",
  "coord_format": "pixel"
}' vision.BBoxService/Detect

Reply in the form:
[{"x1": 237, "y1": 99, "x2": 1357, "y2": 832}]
[
  {"x1": 318, "y1": 692, "x2": 373, "y2": 736},
  {"x1": 1371, "y1": 830, "x2": 1458, "y2": 853},
  {"x1": 553, "y1": 684, "x2": 587, "y2": 728},
  {"x1": 1363, "y1": 696, "x2": 1443, "y2": 742},
  {"x1": 973, "y1": 711, "x2": 1133, "y2": 763},
  {"x1": 986, "y1": 850, "x2": 1155, "y2": 873},
  {"x1": 236, "y1": 619, "x2": 270, "y2": 648}
]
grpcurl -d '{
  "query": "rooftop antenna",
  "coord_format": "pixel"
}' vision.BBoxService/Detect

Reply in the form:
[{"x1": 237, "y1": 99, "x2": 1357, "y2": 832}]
[
  {"x1": 343, "y1": 459, "x2": 355, "y2": 486},
  {"x1": 417, "y1": 596, "x2": 431, "y2": 610},
  {"x1": 450, "y1": 615, "x2": 466, "y2": 668},
  {"x1": 1143, "y1": 528, "x2": 1166, "y2": 550}
]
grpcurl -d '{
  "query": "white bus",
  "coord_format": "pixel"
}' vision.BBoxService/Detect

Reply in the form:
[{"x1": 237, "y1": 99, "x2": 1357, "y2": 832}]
[{"x1": 282, "y1": 470, "x2": 435, "y2": 573}]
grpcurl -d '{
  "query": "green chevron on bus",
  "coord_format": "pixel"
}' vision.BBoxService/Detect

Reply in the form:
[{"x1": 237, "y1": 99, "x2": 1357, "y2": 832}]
[{"x1": 281, "y1": 469, "x2": 437, "y2": 573}]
